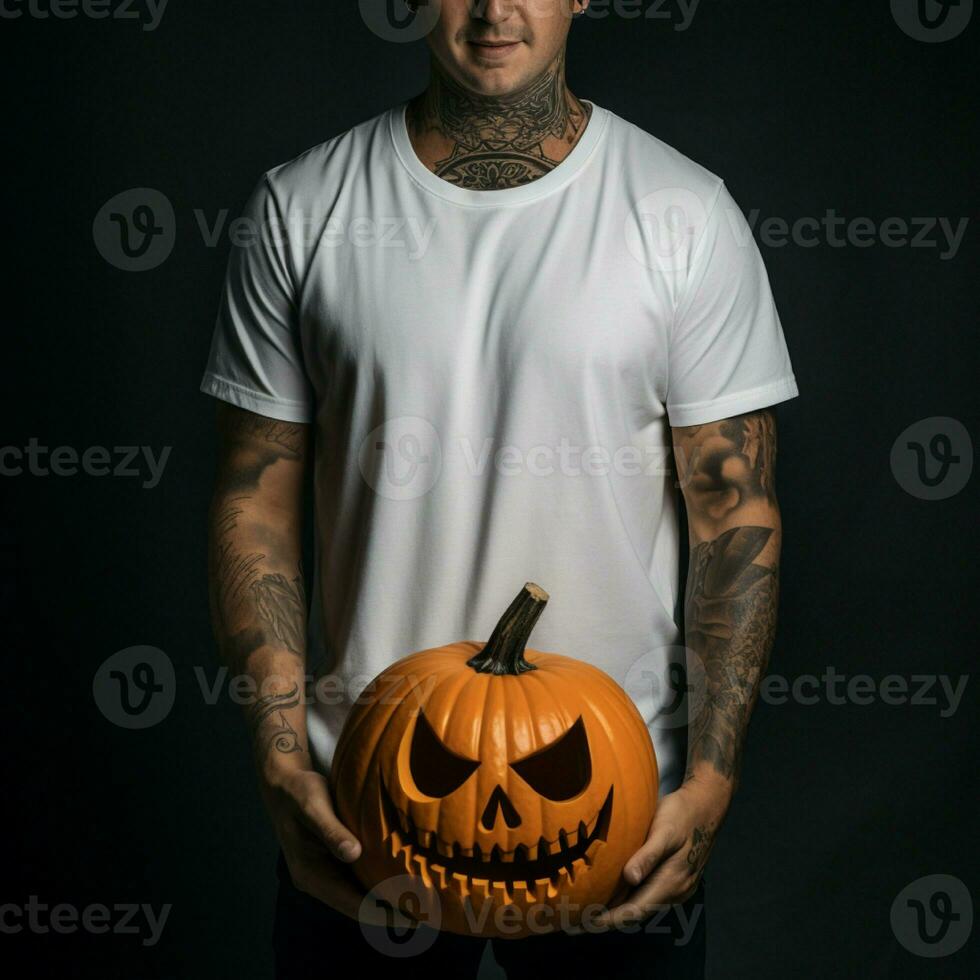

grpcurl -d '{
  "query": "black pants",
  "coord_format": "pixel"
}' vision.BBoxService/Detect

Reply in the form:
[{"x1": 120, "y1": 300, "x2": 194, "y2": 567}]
[{"x1": 273, "y1": 852, "x2": 706, "y2": 979}]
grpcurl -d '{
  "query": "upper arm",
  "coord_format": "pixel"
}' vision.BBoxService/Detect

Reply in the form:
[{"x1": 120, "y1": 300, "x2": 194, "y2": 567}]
[
  {"x1": 671, "y1": 408, "x2": 780, "y2": 552},
  {"x1": 201, "y1": 175, "x2": 313, "y2": 526},
  {"x1": 212, "y1": 401, "x2": 310, "y2": 517},
  {"x1": 665, "y1": 181, "x2": 798, "y2": 428},
  {"x1": 200, "y1": 173, "x2": 314, "y2": 424}
]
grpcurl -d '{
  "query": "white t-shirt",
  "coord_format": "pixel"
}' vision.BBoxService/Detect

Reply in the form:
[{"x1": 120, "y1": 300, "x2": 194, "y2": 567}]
[{"x1": 201, "y1": 98, "x2": 798, "y2": 796}]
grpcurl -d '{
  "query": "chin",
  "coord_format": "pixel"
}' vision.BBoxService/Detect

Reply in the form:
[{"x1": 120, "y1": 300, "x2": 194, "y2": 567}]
[{"x1": 455, "y1": 48, "x2": 533, "y2": 94}]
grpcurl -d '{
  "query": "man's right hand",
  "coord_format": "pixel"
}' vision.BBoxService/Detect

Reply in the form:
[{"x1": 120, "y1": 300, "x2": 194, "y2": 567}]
[
  {"x1": 259, "y1": 763, "x2": 371, "y2": 921},
  {"x1": 205, "y1": 403, "x2": 416, "y2": 930}
]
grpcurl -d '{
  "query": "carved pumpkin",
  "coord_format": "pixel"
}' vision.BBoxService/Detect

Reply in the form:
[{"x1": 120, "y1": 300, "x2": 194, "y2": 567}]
[{"x1": 331, "y1": 583, "x2": 658, "y2": 939}]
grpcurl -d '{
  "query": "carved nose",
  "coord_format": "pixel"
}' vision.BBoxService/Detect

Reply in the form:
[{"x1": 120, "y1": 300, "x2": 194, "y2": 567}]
[{"x1": 480, "y1": 785, "x2": 522, "y2": 830}]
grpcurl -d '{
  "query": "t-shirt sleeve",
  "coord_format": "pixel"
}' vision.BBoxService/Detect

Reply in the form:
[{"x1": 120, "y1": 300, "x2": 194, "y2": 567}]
[
  {"x1": 199, "y1": 172, "x2": 314, "y2": 423},
  {"x1": 665, "y1": 180, "x2": 799, "y2": 427}
]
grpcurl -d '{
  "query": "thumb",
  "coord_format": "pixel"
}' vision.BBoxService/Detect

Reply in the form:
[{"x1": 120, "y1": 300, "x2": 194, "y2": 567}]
[{"x1": 297, "y1": 777, "x2": 362, "y2": 863}]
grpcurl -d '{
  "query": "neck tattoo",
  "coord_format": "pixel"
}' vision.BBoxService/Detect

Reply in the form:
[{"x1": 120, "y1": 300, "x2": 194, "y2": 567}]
[{"x1": 406, "y1": 53, "x2": 593, "y2": 191}]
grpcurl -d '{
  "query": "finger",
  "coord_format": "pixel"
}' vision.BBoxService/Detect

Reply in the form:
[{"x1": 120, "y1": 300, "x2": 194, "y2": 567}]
[
  {"x1": 294, "y1": 776, "x2": 362, "y2": 862},
  {"x1": 608, "y1": 870, "x2": 697, "y2": 929},
  {"x1": 622, "y1": 820, "x2": 681, "y2": 886},
  {"x1": 626, "y1": 860, "x2": 696, "y2": 913},
  {"x1": 593, "y1": 858, "x2": 690, "y2": 931}
]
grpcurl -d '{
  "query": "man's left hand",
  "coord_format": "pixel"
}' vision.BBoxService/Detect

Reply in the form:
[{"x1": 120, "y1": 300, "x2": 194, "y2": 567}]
[{"x1": 593, "y1": 775, "x2": 731, "y2": 930}]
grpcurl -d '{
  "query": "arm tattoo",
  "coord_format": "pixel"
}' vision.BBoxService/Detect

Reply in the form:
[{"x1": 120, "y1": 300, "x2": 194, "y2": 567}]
[
  {"x1": 684, "y1": 526, "x2": 778, "y2": 782},
  {"x1": 680, "y1": 411, "x2": 777, "y2": 517},
  {"x1": 245, "y1": 684, "x2": 306, "y2": 758},
  {"x1": 406, "y1": 49, "x2": 592, "y2": 190},
  {"x1": 239, "y1": 417, "x2": 305, "y2": 458},
  {"x1": 213, "y1": 414, "x2": 305, "y2": 494},
  {"x1": 207, "y1": 408, "x2": 308, "y2": 670},
  {"x1": 210, "y1": 496, "x2": 263, "y2": 613},
  {"x1": 687, "y1": 824, "x2": 714, "y2": 878},
  {"x1": 251, "y1": 570, "x2": 306, "y2": 656},
  {"x1": 678, "y1": 410, "x2": 781, "y2": 785}
]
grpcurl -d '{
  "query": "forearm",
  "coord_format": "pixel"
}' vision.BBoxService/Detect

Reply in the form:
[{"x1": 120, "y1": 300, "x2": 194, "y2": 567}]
[
  {"x1": 683, "y1": 516, "x2": 780, "y2": 799},
  {"x1": 204, "y1": 406, "x2": 367, "y2": 904},
  {"x1": 210, "y1": 495, "x2": 309, "y2": 766},
  {"x1": 608, "y1": 412, "x2": 784, "y2": 915},
  {"x1": 674, "y1": 409, "x2": 783, "y2": 803},
  {"x1": 206, "y1": 407, "x2": 311, "y2": 775}
]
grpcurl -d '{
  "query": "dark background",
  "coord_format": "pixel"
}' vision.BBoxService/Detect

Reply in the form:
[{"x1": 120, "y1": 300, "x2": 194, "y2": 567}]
[{"x1": 2, "y1": 1, "x2": 977, "y2": 977}]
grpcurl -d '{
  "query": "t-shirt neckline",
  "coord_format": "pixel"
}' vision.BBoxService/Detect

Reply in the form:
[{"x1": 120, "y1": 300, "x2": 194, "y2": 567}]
[{"x1": 389, "y1": 97, "x2": 608, "y2": 208}]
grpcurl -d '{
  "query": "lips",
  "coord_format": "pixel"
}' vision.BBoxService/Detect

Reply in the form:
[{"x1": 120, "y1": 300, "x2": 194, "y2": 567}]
[
  {"x1": 468, "y1": 40, "x2": 522, "y2": 53},
  {"x1": 379, "y1": 776, "x2": 613, "y2": 901}
]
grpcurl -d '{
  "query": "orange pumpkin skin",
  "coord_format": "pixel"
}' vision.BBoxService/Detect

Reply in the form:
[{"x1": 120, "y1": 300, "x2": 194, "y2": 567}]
[{"x1": 331, "y1": 586, "x2": 659, "y2": 940}]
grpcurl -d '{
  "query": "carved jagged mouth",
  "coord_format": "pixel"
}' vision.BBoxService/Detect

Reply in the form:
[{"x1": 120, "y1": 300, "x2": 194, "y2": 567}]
[{"x1": 379, "y1": 777, "x2": 612, "y2": 901}]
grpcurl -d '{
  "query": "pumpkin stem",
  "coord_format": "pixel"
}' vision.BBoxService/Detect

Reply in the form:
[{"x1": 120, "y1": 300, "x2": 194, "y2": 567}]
[{"x1": 467, "y1": 582, "x2": 549, "y2": 675}]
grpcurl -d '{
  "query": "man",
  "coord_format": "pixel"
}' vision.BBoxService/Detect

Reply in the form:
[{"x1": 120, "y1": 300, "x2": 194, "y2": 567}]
[{"x1": 202, "y1": 1, "x2": 798, "y2": 976}]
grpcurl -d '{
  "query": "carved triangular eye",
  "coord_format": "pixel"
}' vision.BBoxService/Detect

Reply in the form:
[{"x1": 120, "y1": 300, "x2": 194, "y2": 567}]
[
  {"x1": 409, "y1": 709, "x2": 480, "y2": 798},
  {"x1": 510, "y1": 716, "x2": 591, "y2": 800}
]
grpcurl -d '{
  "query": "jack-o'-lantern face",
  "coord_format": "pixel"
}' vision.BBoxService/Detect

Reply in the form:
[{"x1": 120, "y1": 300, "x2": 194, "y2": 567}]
[
  {"x1": 380, "y1": 708, "x2": 614, "y2": 897},
  {"x1": 331, "y1": 584, "x2": 658, "y2": 939}
]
